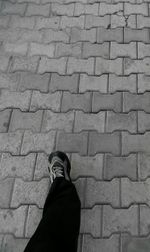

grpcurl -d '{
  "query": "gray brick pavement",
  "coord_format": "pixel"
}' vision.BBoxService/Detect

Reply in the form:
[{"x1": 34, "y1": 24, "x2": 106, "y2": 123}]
[{"x1": 0, "y1": 0, "x2": 150, "y2": 251}]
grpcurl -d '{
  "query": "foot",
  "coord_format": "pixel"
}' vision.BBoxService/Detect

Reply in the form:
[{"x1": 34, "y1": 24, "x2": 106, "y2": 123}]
[{"x1": 48, "y1": 151, "x2": 71, "y2": 184}]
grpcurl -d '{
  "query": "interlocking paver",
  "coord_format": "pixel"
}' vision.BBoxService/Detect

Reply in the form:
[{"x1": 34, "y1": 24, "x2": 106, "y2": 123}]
[
  {"x1": 2, "y1": 235, "x2": 29, "y2": 252},
  {"x1": 50, "y1": 73, "x2": 78, "y2": 92},
  {"x1": 79, "y1": 74, "x2": 107, "y2": 93},
  {"x1": 0, "y1": 109, "x2": 11, "y2": 132},
  {"x1": 0, "y1": 206, "x2": 28, "y2": 237},
  {"x1": 1, "y1": 0, "x2": 150, "y2": 249},
  {"x1": 71, "y1": 153, "x2": 103, "y2": 180},
  {"x1": 121, "y1": 178, "x2": 150, "y2": 207},
  {"x1": 82, "y1": 234, "x2": 120, "y2": 252},
  {"x1": 103, "y1": 205, "x2": 138, "y2": 237},
  {"x1": 138, "y1": 153, "x2": 150, "y2": 180},
  {"x1": 9, "y1": 109, "x2": 43, "y2": 132},
  {"x1": 0, "y1": 153, "x2": 36, "y2": 180},
  {"x1": 11, "y1": 178, "x2": 49, "y2": 208},
  {"x1": 0, "y1": 178, "x2": 14, "y2": 208},
  {"x1": 88, "y1": 132, "x2": 120, "y2": 155},
  {"x1": 61, "y1": 92, "x2": 92, "y2": 112},
  {"x1": 21, "y1": 130, "x2": 56, "y2": 155},
  {"x1": 104, "y1": 154, "x2": 137, "y2": 180},
  {"x1": 109, "y1": 74, "x2": 136, "y2": 93},
  {"x1": 85, "y1": 178, "x2": 120, "y2": 207}
]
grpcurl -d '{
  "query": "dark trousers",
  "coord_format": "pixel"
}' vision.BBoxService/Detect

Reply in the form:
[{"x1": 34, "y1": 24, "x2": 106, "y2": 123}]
[{"x1": 24, "y1": 177, "x2": 81, "y2": 252}]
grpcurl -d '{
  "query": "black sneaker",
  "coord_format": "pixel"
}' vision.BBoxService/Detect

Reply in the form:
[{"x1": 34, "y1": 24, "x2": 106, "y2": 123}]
[{"x1": 48, "y1": 151, "x2": 71, "y2": 184}]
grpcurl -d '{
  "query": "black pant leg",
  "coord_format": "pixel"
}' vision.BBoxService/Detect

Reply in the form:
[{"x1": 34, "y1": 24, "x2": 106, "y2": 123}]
[{"x1": 24, "y1": 177, "x2": 81, "y2": 252}]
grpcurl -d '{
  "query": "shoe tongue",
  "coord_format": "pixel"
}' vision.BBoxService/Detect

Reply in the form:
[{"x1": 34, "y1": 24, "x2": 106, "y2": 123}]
[{"x1": 53, "y1": 161, "x2": 64, "y2": 169}]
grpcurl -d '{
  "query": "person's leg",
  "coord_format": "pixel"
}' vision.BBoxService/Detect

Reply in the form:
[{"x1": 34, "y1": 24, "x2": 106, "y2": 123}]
[{"x1": 24, "y1": 177, "x2": 81, "y2": 252}]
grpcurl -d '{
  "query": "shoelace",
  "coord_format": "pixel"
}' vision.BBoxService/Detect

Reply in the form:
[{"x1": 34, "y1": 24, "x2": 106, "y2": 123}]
[{"x1": 48, "y1": 159, "x2": 65, "y2": 180}]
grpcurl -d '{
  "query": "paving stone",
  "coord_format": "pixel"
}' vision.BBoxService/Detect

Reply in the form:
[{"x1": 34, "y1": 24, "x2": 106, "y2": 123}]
[
  {"x1": 122, "y1": 233, "x2": 150, "y2": 252},
  {"x1": 137, "y1": 15, "x2": 150, "y2": 28},
  {"x1": 73, "y1": 178, "x2": 86, "y2": 207},
  {"x1": 109, "y1": 74, "x2": 136, "y2": 93},
  {"x1": 1, "y1": 2, "x2": 26, "y2": 15},
  {"x1": 71, "y1": 153, "x2": 103, "y2": 180},
  {"x1": 21, "y1": 130, "x2": 56, "y2": 155},
  {"x1": 30, "y1": 90, "x2": 61, "y2": 112},
  {"x1": 0, "y1": 55, "x2": 10, "y2": 72},
  {"x1": 124, "y1": 28, "x2": 150, "y2": 43},
  {"x1": 26, "y1": 3, "x2": 50, "y2": 16},
  {"x1": 138, "y1": 111, "x2": 150, "y2": 133},
  {"x1": 138, "y1": 74, "x2": 150, "y2": 93},
  {"x1": 74, "y1": 111, "x2": 105, "y2": 132},
  {"x1": 121, "y1": 178, "x2": 150, "y2": 207},
  {"x1": 25, "y1": 205, "x2": 42, "y2": 238},
  {"x1": 0, "y1": 16, "x2": 10, "y2": 28},
  {"x1": 50, "y1": 73, "x2": 78, "y2": 93},
  {"x1": 51, "y1": 3, "x2": 74, "y2": 16},
  {"x1": 110, "y1": 42, "x2": 136, "y2": 59},
  {"x1": 60, "y1": 16, "x2": 85, "y2": 29},
  {"x1": 67, "y1": 57, "x2": 94, "y2": 75},
  {"x1": 55, "y1": 42, "x2": 82, "y2": 58},
  {"x1": 0, "y1": 206, "x2": 27, "y2": 237},
  {"x1": 138, "y1": 42, "x2": 150, "y2": 58},
  {"x1": 0, "y1": 90, "x2": 31, "y2": 111},
  {"x1": 0, "y1": 72, "x2": 19, "y2": 91},
  {"x1": 82, "y1": 234, "x2": 120, "y2": 252},
  {"x1": 29, "y1": 43, "x2": 55, "y2": 57},
  {"x1": 111, "y1": 15, "x2": 126, "y2": 28},
  {"x1": 138, "y1": 153, "x2": 150, "y2": 180},
  {"x1": 2, "y1": 234, "x2": 29, "y2": 252},
  {"x1": 74, "y1": 3, "x2": 99, "y2": 16},
  {"x1": 123, "y1": 92, "x2": 150, "y2": 112},
  {"x1": 18, "y1": 72, "x2": 50, "y2": 92},
  {"x1": 106, "y1": 111, "x2": 137, "y2": 133},
  {"x1": 4, "y1": 42, "x2": 28, "y2": 56},
  {"x1": 0, "y1": 152, "x2": 36, "y2": 180},
  {"x1": 0, "y1": 109, "x2": 11, "y2": 132},
  {"x1": 38, "y1": 57, "x2": 67, "y2": 74},
  {"x1": 140, "y1": 205, "x2": 150, "y2": 235},
  {"x1": 80, "y1": 206, "x2": 101, "y2": 237},
  {"x1": 92, "y1": 92, "x2": 122, "y2": 112},
  {"x1": 103, "y1": 205, "x2": 138, "y2": 237},
  {"x1": 0, "y1": 178, "x2": 14, "y2": 208},
  {"x1": 88, "y1": 132, "x2": 120, "y2": 155},
  {"x1": 35, "y1": 17, "x2": 60, "y2": 29},
  {"x1": 97, "y1": 27, "x2": 123, "y2": 43},
  {"x1": 34, "y1": 152, "x2": 49, "y2": 180},
  {"x1": 70, "y1": 27, "x2": 96, "y2": 43},
  {"x1": 41, "y1": 110, "x2": 74, "y2": 132},
  {"x1": 0, "y1": 131, "x2": 23, "y2": 154},
  {"x1": 11, "y1": 56, "x2": 39, "y2": 73},
  {"x1": 122, "y1": 132, "x2": 150, "y2": 155},
  {"x1": 11, "y1": 178, "x2": 49, "y2": 208},
  {"x1": 85, "y1": 15, "x2": 110, "y2": 29},
  {"x1": 56, "y1": 131, "x2": 88, "y2": 155},
  {"x1": 43, "y1": 28, "x2": 70, "y2": 43},
  {"x1": 8, "y1": 29, "x2": 43, "y2": 43},
  {"x1": 9, "y1": 109, "x2": 43, "y2": 132},
  {"x1": 79, "y1": 74, "x2": 107, "y2": 93},
  {"x1": 104, "y1": 154, "x2": 137, "y2": 180},
  {"x1": 61, "y1": 92, "x2": 91, "y2": 112},
  {"x1": 95, "y1": 58, "x2": 123, "y2": 75},
  {"x1": 99, "y1": 3, "x2": 123, "y2": 15},
  {"x1": 124, "y1": 3, "x2": 148, "y2": 15},
  {"x1": 85, "y1": 178, "x2": 119, "y2": 207},
  {"x1": 10, "y1": 16, "x2": 35, "y2": 29},
  {"x1": 83, "y1": 42, "x2": 109, "y2": 58}
]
